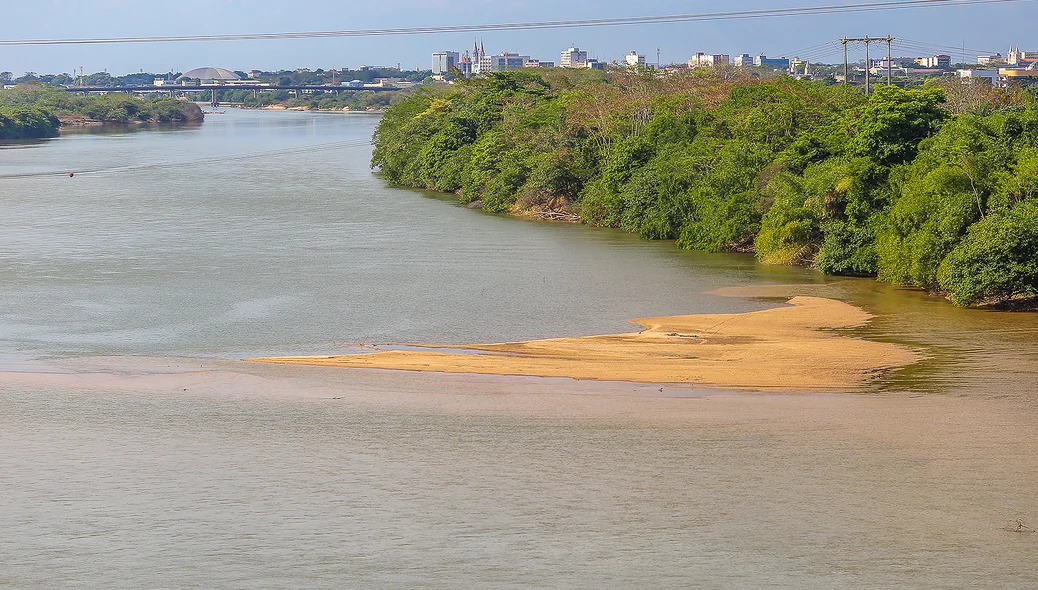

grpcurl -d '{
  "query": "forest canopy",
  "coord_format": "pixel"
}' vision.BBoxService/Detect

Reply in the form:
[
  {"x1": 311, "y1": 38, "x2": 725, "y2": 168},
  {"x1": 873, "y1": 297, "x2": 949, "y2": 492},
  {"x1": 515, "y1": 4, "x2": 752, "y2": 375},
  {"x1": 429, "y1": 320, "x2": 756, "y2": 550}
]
[{"x1": 371, "y1": 68, "x2": 1038, "y2": 307}]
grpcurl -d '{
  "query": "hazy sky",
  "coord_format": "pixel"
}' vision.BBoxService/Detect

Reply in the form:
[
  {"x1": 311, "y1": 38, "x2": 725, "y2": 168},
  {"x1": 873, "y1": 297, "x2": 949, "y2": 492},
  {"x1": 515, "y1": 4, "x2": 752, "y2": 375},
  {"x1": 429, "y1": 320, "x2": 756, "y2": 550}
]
[{"x1": 2, "y1": 0, "x2": 1033, "y2": 75}]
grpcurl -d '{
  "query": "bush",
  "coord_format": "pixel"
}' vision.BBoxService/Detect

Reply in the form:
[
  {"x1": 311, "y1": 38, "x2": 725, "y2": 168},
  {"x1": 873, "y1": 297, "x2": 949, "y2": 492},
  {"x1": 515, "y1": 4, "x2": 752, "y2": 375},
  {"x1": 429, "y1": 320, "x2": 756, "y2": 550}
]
[
  {"x1": 0, "y1": 106, "x2": 60, "y2": 139},
  {"x1": 939, "y1": 200, "x2": 1038, "y2": 305}
]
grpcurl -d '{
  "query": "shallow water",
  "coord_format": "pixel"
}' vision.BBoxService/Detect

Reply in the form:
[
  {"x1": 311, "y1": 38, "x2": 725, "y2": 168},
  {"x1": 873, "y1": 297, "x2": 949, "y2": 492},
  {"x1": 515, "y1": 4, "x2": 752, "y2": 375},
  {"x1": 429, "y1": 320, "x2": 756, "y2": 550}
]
[
  {"x1": 0, "y1": 109, "x2": 815, "y2": 360},
  {"x1": 1, "y1": 109, "x2": 1036, "y2": 588}
]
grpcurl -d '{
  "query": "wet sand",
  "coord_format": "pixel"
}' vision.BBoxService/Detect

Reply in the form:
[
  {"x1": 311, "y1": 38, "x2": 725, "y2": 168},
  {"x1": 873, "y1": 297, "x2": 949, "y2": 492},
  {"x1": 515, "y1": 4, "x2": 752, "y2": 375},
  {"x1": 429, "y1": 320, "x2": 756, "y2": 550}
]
[{"x1": 249, "y1": 296, "x2": 920, "y2": 391}]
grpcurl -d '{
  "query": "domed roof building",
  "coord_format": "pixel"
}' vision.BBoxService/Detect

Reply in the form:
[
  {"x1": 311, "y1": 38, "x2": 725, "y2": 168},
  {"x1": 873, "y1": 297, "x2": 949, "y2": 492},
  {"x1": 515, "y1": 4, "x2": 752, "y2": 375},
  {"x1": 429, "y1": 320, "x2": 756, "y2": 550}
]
[{"x1": 176, "y1": 67, "x2": 241, "y2": 84}]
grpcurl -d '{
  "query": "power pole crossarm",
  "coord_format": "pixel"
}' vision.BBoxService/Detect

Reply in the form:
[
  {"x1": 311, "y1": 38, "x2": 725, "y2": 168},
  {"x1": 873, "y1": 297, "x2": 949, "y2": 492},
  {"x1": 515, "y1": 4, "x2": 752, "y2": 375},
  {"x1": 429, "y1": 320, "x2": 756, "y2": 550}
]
[{"x1": 842, "y1": 36, "x2": 895, "y2": 93}]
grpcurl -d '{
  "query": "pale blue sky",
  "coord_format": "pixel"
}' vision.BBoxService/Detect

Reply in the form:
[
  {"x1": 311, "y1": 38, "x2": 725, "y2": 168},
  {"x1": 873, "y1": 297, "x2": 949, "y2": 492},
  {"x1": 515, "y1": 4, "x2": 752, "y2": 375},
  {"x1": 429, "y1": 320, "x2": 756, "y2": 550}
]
[{"x1": 2, "y1": 0, "x2": 1033, "y2": 75}]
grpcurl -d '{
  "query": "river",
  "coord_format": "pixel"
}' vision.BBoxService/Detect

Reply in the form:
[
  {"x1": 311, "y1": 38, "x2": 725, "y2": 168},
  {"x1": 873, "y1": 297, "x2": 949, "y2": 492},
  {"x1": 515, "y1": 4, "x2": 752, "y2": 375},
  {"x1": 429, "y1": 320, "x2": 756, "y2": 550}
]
[{"x1": 1, "y1": 109, "x2": 1035, "y2": 588}]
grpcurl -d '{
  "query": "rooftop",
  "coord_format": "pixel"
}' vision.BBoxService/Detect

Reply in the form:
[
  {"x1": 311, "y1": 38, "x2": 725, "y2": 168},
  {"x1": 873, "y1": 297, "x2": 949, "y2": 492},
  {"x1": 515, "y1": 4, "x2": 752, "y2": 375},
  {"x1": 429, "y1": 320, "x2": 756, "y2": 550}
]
[{"x1": 176, "y1": 67, "x2": 241, "y2": 82}]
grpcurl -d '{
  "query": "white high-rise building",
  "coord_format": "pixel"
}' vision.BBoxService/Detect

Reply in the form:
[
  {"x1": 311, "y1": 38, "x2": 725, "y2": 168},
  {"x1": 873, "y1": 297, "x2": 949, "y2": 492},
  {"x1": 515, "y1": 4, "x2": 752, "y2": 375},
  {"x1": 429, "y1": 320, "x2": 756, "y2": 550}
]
[
  {"x1": 432, "y1": 51, "x2": 460, "y2": 75},
  {"x1": 688, "y1": 53, "x2": 731, "y2": 68},
  {"x1": 732, "y1": 53, "x2": 754, "y2": 67},
  {"x1": 467, "y1": 41, "x2": 532, "y2": 75},
  {"x1": 561, "y1": 47, "x2": 589, "y2": 68},
  {"x1": 624, "y1": 51, "x2": 646, "y2": 67}
]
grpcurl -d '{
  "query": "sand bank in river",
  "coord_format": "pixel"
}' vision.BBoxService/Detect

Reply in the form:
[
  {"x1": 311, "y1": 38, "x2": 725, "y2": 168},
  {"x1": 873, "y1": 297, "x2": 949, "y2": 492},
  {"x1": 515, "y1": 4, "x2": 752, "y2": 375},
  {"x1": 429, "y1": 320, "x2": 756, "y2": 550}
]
[{"x1": 249, "y1": 296, "x2": 920, "y2": 391}]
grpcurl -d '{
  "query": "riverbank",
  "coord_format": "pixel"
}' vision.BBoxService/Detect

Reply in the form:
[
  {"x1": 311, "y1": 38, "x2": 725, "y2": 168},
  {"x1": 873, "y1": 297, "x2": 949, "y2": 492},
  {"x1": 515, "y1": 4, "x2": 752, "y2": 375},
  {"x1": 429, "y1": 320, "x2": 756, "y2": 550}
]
[
  {"x1": 249, "y1": 296, "x2": 919, "y2": 391},
  {"x1": 1, "y1": 86, "x2": 204, "y2": 140},
  {"x1": 372, "y1": 71, "x2": 1038, "y2": 308}
]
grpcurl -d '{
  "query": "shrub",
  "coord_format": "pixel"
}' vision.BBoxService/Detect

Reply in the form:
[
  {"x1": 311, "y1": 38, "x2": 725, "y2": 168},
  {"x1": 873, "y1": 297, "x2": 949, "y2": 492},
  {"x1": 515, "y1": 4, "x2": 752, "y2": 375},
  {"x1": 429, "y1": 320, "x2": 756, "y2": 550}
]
[{"x1": 939, "y1": 200, "x2": 1038, "y2": 306}]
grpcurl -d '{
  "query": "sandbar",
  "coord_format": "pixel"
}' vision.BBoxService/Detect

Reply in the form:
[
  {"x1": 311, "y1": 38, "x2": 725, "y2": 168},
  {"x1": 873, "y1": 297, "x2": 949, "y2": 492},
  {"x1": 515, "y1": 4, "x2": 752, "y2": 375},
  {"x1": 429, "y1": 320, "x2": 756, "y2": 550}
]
[{"x1": 248, "y1": 296, "x2": 920, "y2": 391}]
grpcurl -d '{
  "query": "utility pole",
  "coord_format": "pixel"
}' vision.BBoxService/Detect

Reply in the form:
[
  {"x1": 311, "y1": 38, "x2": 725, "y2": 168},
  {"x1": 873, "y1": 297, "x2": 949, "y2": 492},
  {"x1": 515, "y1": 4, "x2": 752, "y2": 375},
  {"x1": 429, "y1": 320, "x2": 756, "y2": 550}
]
[
  {"x1": 865, "y1": 36, "x2": 871, "y2": 95},
  {"x1": 887, "y1": 36, "x2": 893, "y2": 86},
  {"x1": 841, "y1": 36, "x2": 895, "y2": 94},
  {"x1": 842, "y1": 38, "x2": 849, "y2": 84}
]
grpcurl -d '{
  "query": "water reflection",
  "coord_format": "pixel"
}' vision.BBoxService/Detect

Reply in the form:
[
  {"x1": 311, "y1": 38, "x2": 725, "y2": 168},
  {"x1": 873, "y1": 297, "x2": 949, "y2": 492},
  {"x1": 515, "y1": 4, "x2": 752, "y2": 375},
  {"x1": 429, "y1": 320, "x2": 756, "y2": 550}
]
[{"x1": 56, "y1": 120, "x2": 203, "y2": 137}]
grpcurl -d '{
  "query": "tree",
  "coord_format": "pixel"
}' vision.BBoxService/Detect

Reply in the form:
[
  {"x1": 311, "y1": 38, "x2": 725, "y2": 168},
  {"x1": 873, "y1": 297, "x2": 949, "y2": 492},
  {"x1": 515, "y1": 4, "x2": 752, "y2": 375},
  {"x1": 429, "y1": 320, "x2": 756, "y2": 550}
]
[
  {"x1": 939, "y1": 200, "x2": 1038, "y2": 305},
  {"x1": 369, "y1": 68, "x2": 1038, "y2": 307},
  {"x1": 851, "y1": 85, "x2": 948, "y2": 166}
]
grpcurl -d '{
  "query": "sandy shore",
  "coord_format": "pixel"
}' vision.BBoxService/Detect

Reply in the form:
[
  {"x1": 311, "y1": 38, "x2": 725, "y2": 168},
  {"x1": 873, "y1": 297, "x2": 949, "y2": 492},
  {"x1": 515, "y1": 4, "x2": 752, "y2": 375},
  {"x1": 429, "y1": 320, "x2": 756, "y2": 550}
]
[{"x1": 249, "y1": 296, "x2": 920, "y2": 391}]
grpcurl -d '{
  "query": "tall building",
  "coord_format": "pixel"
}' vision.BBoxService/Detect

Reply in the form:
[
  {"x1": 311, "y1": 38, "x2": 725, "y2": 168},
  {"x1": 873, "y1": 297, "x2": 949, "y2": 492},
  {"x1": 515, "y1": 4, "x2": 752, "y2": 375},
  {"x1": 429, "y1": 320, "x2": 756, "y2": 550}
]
[
  {"x1": 468, "y1": 42, "x2": 531, "y2": 74},
  {"x1": 431, "y1": 51, "x2": 460, "y2": 75},
  {"x1": 914, "y1": 55, "x2": 951, "y2": 68},
  {"x1": 977, "y1": 53, "x2": 1005, "y2": 65},
  {"x1": 688, "y1": 53, "x2": 730, "y2": 68},
  {"x1": 561, "y1": 47, "x2": 589, "y2": 68},
  {"x1": 871, "y1": 57, "x2": 899, "y2": 70},
  {"x1": 458, "y1": 52, "x2": 473, "y2": 77},
  {"x1": 624, "y1": 51, "x2": 646, "y2": 67},
  {"x1": 732, "y1": 54, "x2": 754, "y2": 67},
  {"x1": 755, "y1": 55, "x2": 790, "y2": 70},
  {"x1": 487, "y1": 52, "x2": 530, "y2": 72}
]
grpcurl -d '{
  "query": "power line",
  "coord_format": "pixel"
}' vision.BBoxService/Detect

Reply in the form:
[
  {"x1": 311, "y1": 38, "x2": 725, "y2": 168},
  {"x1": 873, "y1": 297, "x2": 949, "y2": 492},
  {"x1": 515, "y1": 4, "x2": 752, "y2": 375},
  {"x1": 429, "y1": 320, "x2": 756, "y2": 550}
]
[
  {"x1": 895, "y1": 38, "x2": 994, "y2": 54},
  {"x1": 792, "y1": 43, "x2": 846, "y2": 61},
  {"x1": 0, "y1": 0, "x2": 1030, "y2": 46},
  {"x1": 785, "y1": 40, "x2": 844, "y2": 59}
]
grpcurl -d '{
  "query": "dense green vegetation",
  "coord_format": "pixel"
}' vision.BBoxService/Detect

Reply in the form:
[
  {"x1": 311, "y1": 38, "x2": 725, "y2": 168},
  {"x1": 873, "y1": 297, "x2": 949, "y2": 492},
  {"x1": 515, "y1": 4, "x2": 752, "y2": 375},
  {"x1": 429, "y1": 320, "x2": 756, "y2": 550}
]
[
  {"x1": 250, "y1": 67, "x2": 432, "y2": 86},
  {"x1": 0, "y1": 105, "x2": 60, "y2": 139},
  {"x1": 372, "y1": 68, "x2": 1038, "y2": 307},
  {"x1": 0, "y1": 85, "x2": 204, "y2": 139},
  {"x1": 209, "y1": 87, "x2": 407, "y2": 111},
  {"x1": 2, "y1": 70, "x2": 171, "y2": 87}
]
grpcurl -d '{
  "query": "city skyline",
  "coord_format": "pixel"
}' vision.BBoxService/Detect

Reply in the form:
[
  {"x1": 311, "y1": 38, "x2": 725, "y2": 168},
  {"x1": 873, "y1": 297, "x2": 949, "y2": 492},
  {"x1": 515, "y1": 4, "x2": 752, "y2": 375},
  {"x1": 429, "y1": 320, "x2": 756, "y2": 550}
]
[{"x1": 2, "y1": 0, "x2": 1034, "y2": 75}]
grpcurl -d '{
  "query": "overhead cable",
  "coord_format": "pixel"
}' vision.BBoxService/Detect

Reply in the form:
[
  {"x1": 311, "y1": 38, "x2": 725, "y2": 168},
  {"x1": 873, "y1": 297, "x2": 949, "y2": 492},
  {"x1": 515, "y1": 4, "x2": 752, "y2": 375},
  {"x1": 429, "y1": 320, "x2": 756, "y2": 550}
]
[{"x1": 0, "y1": 0, "x2": 1030, "y2": 46}]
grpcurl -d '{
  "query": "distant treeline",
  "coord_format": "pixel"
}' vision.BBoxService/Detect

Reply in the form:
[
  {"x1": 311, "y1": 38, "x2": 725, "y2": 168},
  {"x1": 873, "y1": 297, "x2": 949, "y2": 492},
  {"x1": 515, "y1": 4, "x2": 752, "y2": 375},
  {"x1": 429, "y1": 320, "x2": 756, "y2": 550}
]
[
  {"x1": 372, "y1": 68, "x2": 1038, "y2": 307},
  {"x1": 1, "y1": 71, "x2": 165, "y2": 87},
  {"x1": 1, "y1": 67, "x2": 433, "y2": 88},
  {"x1": 206, "y1": 87, "x2": 409, "y2": 111},
  {"x1": 0, "y1": 85, "x2": 204, "y2": 139},
  {"x1": 254, "y1": 68, "x2": 432, "y2": 86}
]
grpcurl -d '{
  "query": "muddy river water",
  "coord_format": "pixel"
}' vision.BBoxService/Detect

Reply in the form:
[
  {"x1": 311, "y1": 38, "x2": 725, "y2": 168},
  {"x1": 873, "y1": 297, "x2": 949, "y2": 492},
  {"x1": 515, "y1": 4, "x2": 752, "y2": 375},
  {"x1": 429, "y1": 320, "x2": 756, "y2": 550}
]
[{"x1": 1, "y1": 109, "x2": 1035, "y2": 588}]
